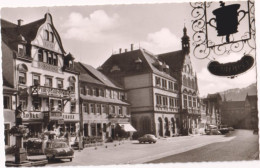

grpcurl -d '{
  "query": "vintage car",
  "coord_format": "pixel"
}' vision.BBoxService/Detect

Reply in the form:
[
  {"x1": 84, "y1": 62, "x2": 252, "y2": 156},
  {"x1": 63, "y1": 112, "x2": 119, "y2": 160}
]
[
  {"x1": 45, "y1": 140, "x2": 74, "y2": 161},
  {"x1": 138, "y1": 134, "x2": 157, "y2": 143},
  {"x1": 205, "y1": 125, "x2": 221, "y2": 135},
  {"x1": 218, "y1": 125, "x2": 229, "y2": 134}
]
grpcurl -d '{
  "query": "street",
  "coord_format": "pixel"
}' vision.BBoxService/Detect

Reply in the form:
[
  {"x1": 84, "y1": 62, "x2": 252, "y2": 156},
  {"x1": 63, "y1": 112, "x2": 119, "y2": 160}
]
[{"x1": 44, "y1": 129, "x2": 258, "y2": 166}]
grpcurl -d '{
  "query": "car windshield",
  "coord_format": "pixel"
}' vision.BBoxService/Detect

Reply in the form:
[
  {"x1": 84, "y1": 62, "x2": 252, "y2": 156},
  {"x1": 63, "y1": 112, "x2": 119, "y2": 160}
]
[
  {"x1": 146, "y1": 135, "x2": 155, "y2": 138},
  {"x1": 52, "y1": 142, "x2": 68, "y2": 148}
]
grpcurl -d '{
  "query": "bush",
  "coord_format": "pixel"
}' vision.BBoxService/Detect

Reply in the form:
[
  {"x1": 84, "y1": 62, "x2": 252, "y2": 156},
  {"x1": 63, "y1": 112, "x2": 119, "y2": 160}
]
[{"x1": 5, "y1": 145, "x2": 18, "y2": 155}]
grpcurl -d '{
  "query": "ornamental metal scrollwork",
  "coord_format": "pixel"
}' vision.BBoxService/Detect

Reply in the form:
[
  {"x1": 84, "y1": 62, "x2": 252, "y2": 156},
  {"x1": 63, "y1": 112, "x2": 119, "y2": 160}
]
[{"x1": 190, "y1": 0, "x2": 255, "y2": 59}]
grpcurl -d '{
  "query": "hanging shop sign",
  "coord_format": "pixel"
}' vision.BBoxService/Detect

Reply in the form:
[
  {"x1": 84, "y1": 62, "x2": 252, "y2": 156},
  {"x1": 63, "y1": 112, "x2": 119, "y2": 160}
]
[
  {"x1": 207, "y1": 54, "x2": 254, "y2": 77},
  {"x1": 22, "y1": 112, "x2": 43, "y2": 120}
]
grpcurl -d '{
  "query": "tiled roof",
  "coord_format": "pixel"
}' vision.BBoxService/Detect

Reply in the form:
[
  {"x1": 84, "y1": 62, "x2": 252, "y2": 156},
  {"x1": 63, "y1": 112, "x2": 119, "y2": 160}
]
[
  {"x1": 74, "y1": 62, "x2": 104, "y2": 86},
  {"x1": 1, "y1": 13, "x2": 66, "y2": 53},
  {"x1": 80, "y1": 94, "x2": 130, "y2": 105},
  {"x1": 101, "y1": 49, "x2": 176, "y2": 81},
  {"x1": 158, "y1": 50, "x2": 185, "y2": 73}
]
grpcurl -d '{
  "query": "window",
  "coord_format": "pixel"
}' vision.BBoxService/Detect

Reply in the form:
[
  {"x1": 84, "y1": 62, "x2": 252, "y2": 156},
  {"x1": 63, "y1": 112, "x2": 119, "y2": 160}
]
[
  {"x1": 100, "y1": 89, "x2": 105, "y2": 97},
  {"x1": 96, "y1": 104, "x2": 101, "y2": 114},
  {"x1": 174, "y1": 83, "x2": 178, "y2": 91},
  {"x1": 155, "y1": 77, "x2": 161, "y2": 86},
  {"x1": 118, "y1": 106, "x2": 122, "y2": 115},
  {"x1": 86, "y1": 86, "x2": 91, "y2": 95},
  {"x1": 69, "y1": 60, "x2": 73, "y2": 68},
  {"x1": 175, "y1": 99, "x2": 179, "y2": 107},
  {"x1": 162, "y1": 96, "x2": 168, "y2": 106},
  {"x1": 169, "y1": 98, "x2": 174, "y2": 107},
  {"x1": 58, "y1": 100, "x2": 62, "y2": 111},
  {"x1": 113, "y1": 91, "x2": 118, "y2": 99},
  {"x1": 168, "y1": 81, "x2": 173, "y2": 90},
  {"x1": 188, "y1": 78, "x2": 191, "y2": 88},
  {"x1": 4, "y1": 96, "x2": 10, "y2": 109},
  {"x1": 90, "y1": 104, "x2": 94, "y2": 113},
  {"x1": 44, "y1": 30, "x2": 49, "y2": 41},
  {"x1": 162, "y1": 79, "x2": 167, "y2": 89},
  {"x1": 45, "y1": 77, "x2": 52, "y2": 87},
  {"x1": 188, "y1": 96, "x2": 192, "y2": 107},
  {"x1": 33, "y1": 74, "x2": 40, "y2": 86},
  {"x1": 48, "y1": 53, "x2": 53, "y2": 64},
  {"x1": 38, "y1": 50, "x2": 43, "y2": 62},
  {"x1": 193, "y1": 98, "x2": 197, "y2": 107},
  {"x1": 83, "y1": 103, "x2": 88, "y2": 113},
  {"x1": 109, "y1": 105, "x2": 115, "y2": 114},
  {"x1": 93, "y1": 88, "x2": 97, "y2": 96},
  {"x1": 68, "y1": 76, "x2": 76, "y2": 93},
  {"x1": 50, "y1": 99, "x2": 54, "y2": 111},
  {"x1": 33, "y1": 97, "x2": 41, "y2": 111},
  {"x1": 53, "y1": 54, "x2": 57, "y2": 66},
  {"x1": 71, "y1": 102, "x2": 76, "y2": 113},
  {"x1": 43, "y1": 51, "x2": 48, "y2": 63},
  {"x1": 18, "y1": 72, "x2": 26, "y2": 84},
  {"x1": 156, "y1": 95, "x2": 162, "y2": 106},
  {"x1": 96, "y1": 88, "x2": 99, "y2": 96},
  {"x1": 184, "y1": 95, "x2": 188, "y2": 107},
  {"x1": 50, "y1": 32, "x2": 54, "y2": 42},
  {"x1": 101, "y1": 105, "x2": 106, "y2": 114},
  {"x1": 57, "y1": 79, "x2": 63, "y2": 89},
  {"x1": 18, "y1": 44, "x2": 25, "y2": 56},
  {"x1": 183, "y1": 76, "x2": 187, "y2": 86},
  {"x1": 19, "y1": 97, "x2": 27, "y2": 111}
]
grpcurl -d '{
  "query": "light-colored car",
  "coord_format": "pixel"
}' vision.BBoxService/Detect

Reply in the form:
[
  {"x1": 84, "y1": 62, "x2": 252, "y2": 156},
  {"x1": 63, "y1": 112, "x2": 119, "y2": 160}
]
[
  {"x1": 45, "y1": 141, "x2": 74, "y2": 161},
  {"x1": 218, "y1": 125, "x2": 229, "y2": 134},
  {"x1": 138, "y1": 134, "x2": 157, "y2": 143},
  {"x1": 228, "y1": 127, "x2": 235, "y2": 131}
]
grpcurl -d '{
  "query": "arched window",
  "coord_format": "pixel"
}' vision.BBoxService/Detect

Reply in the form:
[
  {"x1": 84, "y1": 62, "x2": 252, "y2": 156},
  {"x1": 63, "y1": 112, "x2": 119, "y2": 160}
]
[
  {"x1": 44, "y1": 30, "x2": 49, "y2": 41},
  {"x1": 183, "y1": 76, "x2": 187, "y2": 86},
  {"x1": 38, "y1": 49, "x2": 43, "y2": 62}
]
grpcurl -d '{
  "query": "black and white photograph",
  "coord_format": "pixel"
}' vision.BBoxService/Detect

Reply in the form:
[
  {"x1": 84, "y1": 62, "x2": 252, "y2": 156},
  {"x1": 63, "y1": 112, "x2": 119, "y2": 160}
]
[{"x1": 0, "y1": 0, "x2": 259, "y2": 167}]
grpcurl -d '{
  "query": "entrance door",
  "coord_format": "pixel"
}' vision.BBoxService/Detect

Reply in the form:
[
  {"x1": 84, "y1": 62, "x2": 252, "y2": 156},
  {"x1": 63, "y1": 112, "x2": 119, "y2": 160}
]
[{"x1": 84, "y1": 124, "x2": 89, "y2": 136}]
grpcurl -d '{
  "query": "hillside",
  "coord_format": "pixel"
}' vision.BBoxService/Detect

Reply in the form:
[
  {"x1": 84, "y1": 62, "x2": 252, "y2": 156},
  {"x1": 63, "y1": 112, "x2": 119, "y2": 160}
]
[{"x1": 218, "y1": 83, "x2": 257, "y2": 101}]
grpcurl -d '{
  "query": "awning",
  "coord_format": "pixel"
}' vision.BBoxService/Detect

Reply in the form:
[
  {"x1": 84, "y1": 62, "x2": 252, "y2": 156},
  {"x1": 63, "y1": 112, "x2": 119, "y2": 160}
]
[{"x1": 119, "y1": 123, "x2": 136, "y2": 132}]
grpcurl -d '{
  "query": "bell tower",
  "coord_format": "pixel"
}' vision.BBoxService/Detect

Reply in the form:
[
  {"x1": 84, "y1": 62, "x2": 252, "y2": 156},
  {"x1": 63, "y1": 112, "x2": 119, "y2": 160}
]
[{"x1": 181, "y1": 26, "x2": 190, "y2": 55}]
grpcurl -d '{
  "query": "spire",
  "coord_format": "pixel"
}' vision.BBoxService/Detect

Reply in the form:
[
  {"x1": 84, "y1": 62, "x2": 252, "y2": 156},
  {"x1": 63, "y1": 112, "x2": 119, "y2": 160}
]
[{"x1": 181, "y1": 25, "x2": 190, "y2": 55}]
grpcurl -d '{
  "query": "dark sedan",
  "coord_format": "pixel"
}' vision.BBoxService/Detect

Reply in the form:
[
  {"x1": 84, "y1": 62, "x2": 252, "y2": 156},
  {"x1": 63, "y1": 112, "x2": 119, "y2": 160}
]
[
  {"x1": 45, "y1": 141, "x2": 74, "y2": 162},
  {"x1": 138, "y1": 134, "x2": 157, "y2": 144}
]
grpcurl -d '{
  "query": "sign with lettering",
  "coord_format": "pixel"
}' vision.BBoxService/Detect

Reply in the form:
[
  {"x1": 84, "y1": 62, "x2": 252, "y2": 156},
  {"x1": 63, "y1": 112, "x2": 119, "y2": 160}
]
[
  {"x1": 31, "y1": 86, "x2": 70, "y2": 98},
  {"x1": 62, "y1": 113, "x2": 79, "y2": 121},
  {"x1": 22, "y1": 112, "x2": 43, "y2": 120}
]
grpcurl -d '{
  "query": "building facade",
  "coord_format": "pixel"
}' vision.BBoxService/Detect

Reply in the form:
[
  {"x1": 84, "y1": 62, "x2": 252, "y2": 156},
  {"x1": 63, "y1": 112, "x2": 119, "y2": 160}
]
[
  {"x1": 100, "y1": 27, "x2": 201, "y2": 137},
  {"x1": 245, "y1": 95, "x2": 258, "y2": 130},
  {"x1": 1, "y1": 13, "x2": 80, "y2": 140},
  {"x1": 74, "y1": 62, "x2": 133, "y2": 140}
]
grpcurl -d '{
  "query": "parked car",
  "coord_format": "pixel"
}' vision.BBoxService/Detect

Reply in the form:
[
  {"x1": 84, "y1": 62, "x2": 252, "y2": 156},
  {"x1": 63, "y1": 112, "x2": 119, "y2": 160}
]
[
  {"x1": 45, "y1": 140, "x2": 74, "y2": 161},
  {"x1": 205, "y1": 125, "x2": 221, "y2": 135},
  {"x1": 138, "y1": 134, "x2": 157, "y2": 143},
  {"x1": 228, "y1": 127, "x2": 235, "y2": 131},
  {"x1": 218, "y1": 125, "x2": 229, "y2": 134}
]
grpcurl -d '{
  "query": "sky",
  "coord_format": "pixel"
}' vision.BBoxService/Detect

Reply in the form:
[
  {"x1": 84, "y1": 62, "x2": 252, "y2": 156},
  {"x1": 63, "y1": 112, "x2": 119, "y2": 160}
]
[{"x1": 0, "y1": 1, "x2": 257, "y2": 97}]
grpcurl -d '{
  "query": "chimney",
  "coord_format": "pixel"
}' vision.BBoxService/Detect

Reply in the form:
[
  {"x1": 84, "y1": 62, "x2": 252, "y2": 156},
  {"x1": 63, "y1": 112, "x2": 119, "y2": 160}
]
[
  {"x1": 17, "y1": 19, "x2": 23, "y2": 26},
  {"x1": 125, "y1": 49, "x2": 127, "y2": 52},
  {"x1": 119, "y1": 48, "x2": 122, "y2": 54},
  {"x1": 131, "y1": 44, "x2": 134, "y2": 51}
]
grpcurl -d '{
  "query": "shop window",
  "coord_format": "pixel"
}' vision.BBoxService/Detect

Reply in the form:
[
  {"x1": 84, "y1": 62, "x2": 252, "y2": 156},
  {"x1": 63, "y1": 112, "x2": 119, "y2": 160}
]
[
  {"x1": 33, "y1": 74, "x2": 40, "y2": 86},
  {"x1": 57, "y1": 79, "x2": 63, "y2": 89},
  {"x1": 19, "y1": 97, "x2": 27, "y2": 111},
  {"x1": 38, "y1": 49, "x2": 43, "y2": 62},
  {"x1": 45, "y1": 77, "x2": 52, "y2": 87},
  {"x1": 33, "y1": 97, "x2": 41, "y2": 111},
  {"x1": 18, "y1": 72, "x2": 26, "y2": 84},
  {"x1": 71, "y1": 102, "x2": 76, "y2": 113},
  {"x1": 4, "y1": 96, "x2": 11, "y2": 109}
]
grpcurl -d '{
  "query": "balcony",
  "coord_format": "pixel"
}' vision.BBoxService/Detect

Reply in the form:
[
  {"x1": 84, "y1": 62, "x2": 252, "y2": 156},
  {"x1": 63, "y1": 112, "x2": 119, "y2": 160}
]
[{"x1": 31, "y1": 85, "x2": 71, "y2": 99}]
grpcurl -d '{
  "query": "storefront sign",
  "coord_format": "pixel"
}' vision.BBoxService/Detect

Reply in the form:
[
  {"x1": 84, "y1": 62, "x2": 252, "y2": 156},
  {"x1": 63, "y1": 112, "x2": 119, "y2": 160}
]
[
  {"x1": 22, "y1": 112, "x2": 43, "y2": 120},
  {"x1": 62, "y1": 114, "x2": 79, "y2": 121},
  {"x1": 31, "y1": 86, "x2": 70, "y2": 98}
]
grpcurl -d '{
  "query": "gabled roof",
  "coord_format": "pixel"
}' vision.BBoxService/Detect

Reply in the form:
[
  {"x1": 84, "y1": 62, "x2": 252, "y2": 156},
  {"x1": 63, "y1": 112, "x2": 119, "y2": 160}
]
[
  {"x1": 1, "y1": 13, "x2": 66, "y2": 53},
  {"x1": 101, "y1": 48, "x2": 176, "y2": 81},
  {"x1": 158, "y1": 50, "x2": 185, "y2": 73}
]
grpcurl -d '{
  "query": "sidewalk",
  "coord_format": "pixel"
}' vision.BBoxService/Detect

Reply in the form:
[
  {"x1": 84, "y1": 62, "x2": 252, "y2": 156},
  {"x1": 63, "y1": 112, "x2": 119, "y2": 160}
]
[{"x1": 5, "y1": 154, "x2": 47, "y2": 162}]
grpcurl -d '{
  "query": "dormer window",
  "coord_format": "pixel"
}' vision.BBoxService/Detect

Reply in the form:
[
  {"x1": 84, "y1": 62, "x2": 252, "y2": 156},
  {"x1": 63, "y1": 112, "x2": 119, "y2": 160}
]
[
  {"x1": 69, "y1": 60, "x2": 73, "y2": 68},
  {"x1": 68, "y1": 76, "x2": 76, "y2": 93},
  {"x1": 18, "y1": 44, "x2": 25, "y2": 56},
  {"x1": 50, "y1": 32, "x2": 54, "y2": 42}
]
